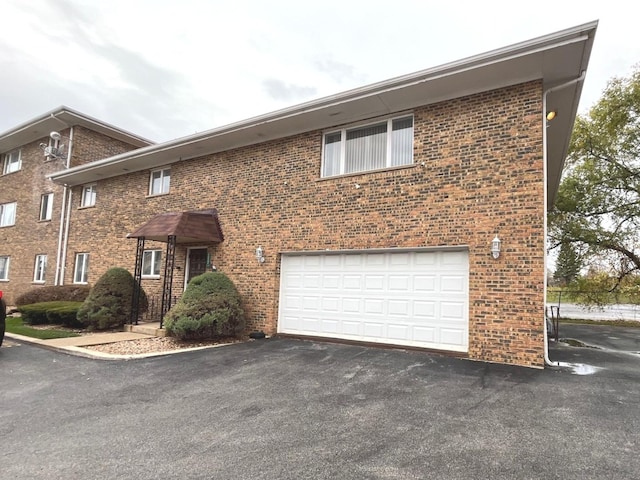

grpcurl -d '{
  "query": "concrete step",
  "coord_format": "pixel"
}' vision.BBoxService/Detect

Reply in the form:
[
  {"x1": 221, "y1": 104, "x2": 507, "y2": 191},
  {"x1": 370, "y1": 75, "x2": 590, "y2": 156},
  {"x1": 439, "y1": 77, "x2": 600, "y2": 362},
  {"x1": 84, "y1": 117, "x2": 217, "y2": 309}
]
[{"x1": 124, "y1": 322, "x2": 167, "y2": 337}]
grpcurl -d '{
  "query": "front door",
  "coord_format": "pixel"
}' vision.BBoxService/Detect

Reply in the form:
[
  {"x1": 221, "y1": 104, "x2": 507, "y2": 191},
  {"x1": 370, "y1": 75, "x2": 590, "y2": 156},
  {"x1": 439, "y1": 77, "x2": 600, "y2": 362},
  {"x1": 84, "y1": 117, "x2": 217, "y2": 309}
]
[{"x1": 186, "y1": 248, "x2": 208, "y2": 285}]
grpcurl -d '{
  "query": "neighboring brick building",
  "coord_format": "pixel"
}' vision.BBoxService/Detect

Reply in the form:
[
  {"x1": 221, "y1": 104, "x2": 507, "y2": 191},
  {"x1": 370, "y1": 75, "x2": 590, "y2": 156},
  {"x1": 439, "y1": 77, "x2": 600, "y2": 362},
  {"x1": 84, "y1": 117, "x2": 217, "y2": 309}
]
[
  {"x1": 17, "y1": 23, "x2": 596, "y2": 367},
  {"x1": 0, "y1": 107, "x2": 152, "y2": 305}
]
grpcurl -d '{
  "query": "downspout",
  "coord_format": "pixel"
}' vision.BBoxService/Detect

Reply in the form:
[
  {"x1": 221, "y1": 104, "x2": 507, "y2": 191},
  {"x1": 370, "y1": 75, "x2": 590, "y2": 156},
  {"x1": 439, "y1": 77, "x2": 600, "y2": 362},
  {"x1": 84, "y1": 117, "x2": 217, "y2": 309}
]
[
  {"x1": 542, "y1": 71, "x2": 586, "y2": 366},
  {"x1": 56, "y1": 126, "x2": 74, "y2": 285}
]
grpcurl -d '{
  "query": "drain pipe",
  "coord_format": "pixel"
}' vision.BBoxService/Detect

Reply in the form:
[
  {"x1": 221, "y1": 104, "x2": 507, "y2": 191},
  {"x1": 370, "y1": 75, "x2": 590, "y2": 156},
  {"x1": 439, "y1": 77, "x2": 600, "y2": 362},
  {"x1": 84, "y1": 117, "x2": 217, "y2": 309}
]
[
  {"x1": 55, "y1": 126, "x2": 74, "y2": 285},
  {"x1": 542, "y1": 72, "x2": 586, "y2": 366}
]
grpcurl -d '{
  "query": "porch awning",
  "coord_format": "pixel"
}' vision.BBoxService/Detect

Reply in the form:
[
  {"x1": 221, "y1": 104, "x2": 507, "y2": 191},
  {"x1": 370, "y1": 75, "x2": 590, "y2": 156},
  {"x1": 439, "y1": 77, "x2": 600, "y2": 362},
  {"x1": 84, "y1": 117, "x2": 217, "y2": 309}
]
[{"x1": 127, "y1": 209, "x2": 223, "y2": 244}]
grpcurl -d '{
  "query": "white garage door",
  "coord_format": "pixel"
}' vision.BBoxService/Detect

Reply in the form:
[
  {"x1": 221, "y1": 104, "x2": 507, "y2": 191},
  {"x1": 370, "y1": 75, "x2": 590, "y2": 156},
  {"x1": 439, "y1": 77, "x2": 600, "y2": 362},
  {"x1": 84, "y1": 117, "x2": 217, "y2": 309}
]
[{"x1": 278, "y1": 249, "x2": 469, "y2": 352}]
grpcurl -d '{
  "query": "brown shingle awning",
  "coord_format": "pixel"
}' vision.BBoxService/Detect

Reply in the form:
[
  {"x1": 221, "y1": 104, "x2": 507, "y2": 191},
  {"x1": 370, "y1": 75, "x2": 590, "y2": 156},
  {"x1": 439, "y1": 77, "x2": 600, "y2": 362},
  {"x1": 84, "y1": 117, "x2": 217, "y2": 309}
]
[{"x1": 127, "y1": 209, "x2": 223, "y2": 244}]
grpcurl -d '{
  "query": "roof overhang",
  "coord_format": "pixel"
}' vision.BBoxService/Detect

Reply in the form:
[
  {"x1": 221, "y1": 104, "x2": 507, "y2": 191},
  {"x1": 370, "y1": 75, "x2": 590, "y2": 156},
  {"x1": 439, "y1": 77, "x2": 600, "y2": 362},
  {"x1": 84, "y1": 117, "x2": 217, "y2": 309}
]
[
  {"x1": 49, "y1": 22, "x2": 597, "y2": 205},
  {"x1": 0, "y1": 106, "x2": 153, "y2": 153},
  {"x1": 127, "y1": 209, "x2": 223, "y2": 244}
]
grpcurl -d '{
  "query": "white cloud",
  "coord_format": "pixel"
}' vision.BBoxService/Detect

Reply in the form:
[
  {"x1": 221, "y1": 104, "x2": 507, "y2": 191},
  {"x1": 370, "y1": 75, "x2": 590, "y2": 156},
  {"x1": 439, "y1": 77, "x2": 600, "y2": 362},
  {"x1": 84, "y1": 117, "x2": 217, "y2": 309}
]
[{"x1": 0, "y1": 0, "x2": 638, "y2": 141}]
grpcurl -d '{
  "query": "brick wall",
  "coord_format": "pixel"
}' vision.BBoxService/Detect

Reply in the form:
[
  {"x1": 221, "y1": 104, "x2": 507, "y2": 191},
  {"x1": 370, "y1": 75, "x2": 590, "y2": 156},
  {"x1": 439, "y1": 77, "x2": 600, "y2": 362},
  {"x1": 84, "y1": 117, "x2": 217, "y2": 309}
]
[
  {"x1": 70, "y1": 126, "x2": 141, "y2": 167},
  {"x1": 0, "y1": 126, "x2": 146, "y2": 304},
  {"x1": 63, "y1": 81, "x2": 545, "y2": 367}
]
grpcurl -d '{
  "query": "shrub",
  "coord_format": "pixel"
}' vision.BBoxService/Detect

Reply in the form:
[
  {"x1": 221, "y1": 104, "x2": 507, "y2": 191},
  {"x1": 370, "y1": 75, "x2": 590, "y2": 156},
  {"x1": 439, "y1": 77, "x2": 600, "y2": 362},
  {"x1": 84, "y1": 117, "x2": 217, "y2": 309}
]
[
  {"x1": 77, "y1": 267, "x2": 148, "y2": 330},
  {"x1": 164, "y1": 272, "x2": 244, "y2": 340},
  {"x1": 15, "y1": 285, "x2": 91, "y2": 306},
  {"x1": 19, "y1": 301, "x2": 84, "y2": 327}
]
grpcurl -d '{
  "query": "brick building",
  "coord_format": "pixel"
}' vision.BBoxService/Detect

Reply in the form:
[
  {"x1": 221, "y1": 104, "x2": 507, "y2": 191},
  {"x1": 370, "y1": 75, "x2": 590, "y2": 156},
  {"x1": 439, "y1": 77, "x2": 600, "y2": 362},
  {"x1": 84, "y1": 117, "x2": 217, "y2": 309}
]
[
  {"x1": 0, "y1": 107, "x2": 152, "y2": 304},
  {"x1": 6, "y1": 23, "x2": 596, "y2": 367}
]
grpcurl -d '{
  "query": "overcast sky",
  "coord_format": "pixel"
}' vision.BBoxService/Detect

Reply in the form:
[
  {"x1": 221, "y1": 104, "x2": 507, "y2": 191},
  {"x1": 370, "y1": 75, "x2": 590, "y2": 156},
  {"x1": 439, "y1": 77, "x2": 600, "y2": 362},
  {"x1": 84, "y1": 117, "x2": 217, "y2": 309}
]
[{"x1": 1, "y1": 0, "x2": 638, "y2": 143}]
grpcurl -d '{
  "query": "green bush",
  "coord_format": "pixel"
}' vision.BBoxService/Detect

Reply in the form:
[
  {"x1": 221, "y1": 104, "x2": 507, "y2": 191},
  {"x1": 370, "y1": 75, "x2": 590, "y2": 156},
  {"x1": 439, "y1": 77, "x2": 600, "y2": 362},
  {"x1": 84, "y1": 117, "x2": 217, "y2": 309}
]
[
  {"x1": 164, "y1": 272, "x2": 244, "y2": 340},
  {"x1": 15, "y1": 285, "x2": 91, "y2": 306},
  {"x1": 19, "y1": 301, "x2": 84, "y2": 327},
  {"x1": 77, "y1": 267, "x2": 148, "y2": 330}
]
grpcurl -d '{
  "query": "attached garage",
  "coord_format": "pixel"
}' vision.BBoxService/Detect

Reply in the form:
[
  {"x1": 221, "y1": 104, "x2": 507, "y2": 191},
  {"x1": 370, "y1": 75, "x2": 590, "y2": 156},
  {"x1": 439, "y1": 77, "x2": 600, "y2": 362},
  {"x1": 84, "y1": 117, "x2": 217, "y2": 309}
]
[{"x1": 278, "y1": 249, "x2": 469, "y2": 352}]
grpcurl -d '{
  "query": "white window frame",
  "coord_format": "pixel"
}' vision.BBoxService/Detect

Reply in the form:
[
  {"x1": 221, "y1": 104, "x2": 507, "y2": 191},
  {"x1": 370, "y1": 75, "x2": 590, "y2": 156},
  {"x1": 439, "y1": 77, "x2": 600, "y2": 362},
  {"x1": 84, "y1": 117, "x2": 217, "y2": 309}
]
[
  {"x1": 0, "y1": 202, "x2": 16, "y2": 227},
  {"x1": 33, "y1": 254, "x2": 47, "y2": 283},
  {"x1": 40, "y1": 193, "x2": 54, "y2": 221},
  {"x1": 74, "y1": 253, "x2": 89, "y2": 284},
  {"x1": 321, "y1": 114, "x2": 414, "y2": 177},
  {"x1": 81, "y1": 184, "x2": 96, "y2": 207},
  {"x1": 142, "y1": 249, "x2": 162, "y2": 278},
  {"x1": 0, "y1": 255, "x2": 9, "y2": 281},
  {"x1": 2, "y1": 149, "x2": 21, "y2": 174},
  {"x1": 149, "y1": 167, "x2": 171, "y2": 195}
]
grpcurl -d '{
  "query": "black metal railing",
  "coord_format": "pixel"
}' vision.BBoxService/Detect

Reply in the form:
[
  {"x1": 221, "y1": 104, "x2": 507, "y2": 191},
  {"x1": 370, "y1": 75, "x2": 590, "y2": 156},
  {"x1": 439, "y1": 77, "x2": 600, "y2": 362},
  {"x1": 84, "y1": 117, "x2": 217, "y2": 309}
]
[{"x1": 139, "y1": 294, "x2": 178, "y2": 324}]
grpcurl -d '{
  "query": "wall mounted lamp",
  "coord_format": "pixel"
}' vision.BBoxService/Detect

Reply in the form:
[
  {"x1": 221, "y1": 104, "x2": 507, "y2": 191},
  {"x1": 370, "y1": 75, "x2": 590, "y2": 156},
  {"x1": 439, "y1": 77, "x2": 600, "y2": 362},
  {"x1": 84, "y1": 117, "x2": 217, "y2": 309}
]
[
  {"x1": 546, "y1": 110, "x2": 557, "y2": 121},
  {"x1": 256, "y1": 246, "x2": 265, "y2": 264},
  {"x1": 491, "y1": 235, "x2": 501, "y2": 259}
]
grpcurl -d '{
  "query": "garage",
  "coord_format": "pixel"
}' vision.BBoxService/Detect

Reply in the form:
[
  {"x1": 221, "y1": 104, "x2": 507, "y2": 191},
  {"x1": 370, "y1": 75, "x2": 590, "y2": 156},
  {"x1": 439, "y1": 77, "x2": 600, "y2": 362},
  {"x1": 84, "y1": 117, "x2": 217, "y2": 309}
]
[{"x1": 278, "y1": 249, "x2": 469, "y2": 352}]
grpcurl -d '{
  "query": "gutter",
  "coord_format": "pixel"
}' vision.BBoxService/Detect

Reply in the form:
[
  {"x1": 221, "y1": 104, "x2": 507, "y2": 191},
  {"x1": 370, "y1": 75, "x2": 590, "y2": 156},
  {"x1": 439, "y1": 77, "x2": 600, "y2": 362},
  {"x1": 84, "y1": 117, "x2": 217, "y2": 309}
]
[{"x1": 542, "y1": 71, "x2": 586, "y2": 367}]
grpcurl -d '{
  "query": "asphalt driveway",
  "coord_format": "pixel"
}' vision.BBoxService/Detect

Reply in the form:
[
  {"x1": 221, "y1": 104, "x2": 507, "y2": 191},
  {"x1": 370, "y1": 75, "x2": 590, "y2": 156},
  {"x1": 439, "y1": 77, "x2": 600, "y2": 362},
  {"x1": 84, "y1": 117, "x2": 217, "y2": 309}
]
[{"x1": 1, "y1": 336, "x2": 639, "y2": 480}]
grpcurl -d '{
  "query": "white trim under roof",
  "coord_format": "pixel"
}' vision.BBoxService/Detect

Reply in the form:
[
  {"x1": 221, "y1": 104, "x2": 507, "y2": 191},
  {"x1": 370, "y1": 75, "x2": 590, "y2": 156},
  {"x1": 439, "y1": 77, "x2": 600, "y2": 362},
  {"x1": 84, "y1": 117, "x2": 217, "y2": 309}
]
[
  {"x1": 49, "y1": 22, "x2": 597, "y2": 205},
  {"x1": 0, "y1": 106, "x2": 153, "y2": 153}
]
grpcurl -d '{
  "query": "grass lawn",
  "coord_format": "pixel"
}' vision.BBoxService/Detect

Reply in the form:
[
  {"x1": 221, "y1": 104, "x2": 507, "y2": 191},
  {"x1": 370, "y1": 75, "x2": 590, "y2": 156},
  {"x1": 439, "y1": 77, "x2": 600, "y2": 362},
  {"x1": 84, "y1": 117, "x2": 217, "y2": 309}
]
[
  {"x1": 5, "y1": 317, "x2": 81, "y2": 340},
  {"x1": 560, "y1": 318, "x2": 640, "y2": 328}
]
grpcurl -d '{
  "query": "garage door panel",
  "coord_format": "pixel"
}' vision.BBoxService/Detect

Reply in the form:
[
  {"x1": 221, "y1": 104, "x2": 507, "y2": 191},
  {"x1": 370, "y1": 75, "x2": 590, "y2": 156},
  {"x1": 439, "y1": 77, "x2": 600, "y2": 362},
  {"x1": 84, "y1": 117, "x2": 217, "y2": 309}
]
[
  {"x1": 388, "y1": 300, "x2": 410, "y2": 316},
  {"x1": 389, "y1": 275, "x2": 410, "y2": 290},
  {"x1": 343, "y1": 275, "x2": 362, "y2": 289},
  {"x1": 364, "y1": 298, "x2": 384, "y2": 314},
  {"x1": 365, "y1": 275, "x2": 385, "y2": 291},
  {"x1": 440, "y1": 328, "x2": 466, "y2": 346},
  {"x1": 279, "y1": 250, "x2": 468, "y2": 352},
  {"x1": 413, "y1": 326, "x2": 436, "y2": 342},
  {"x1": 322, "y1": 275, "x2": 340, "y2": 289},
  {"x1": 388, "y1": 324, "x2": 409, "y2": 340},
  {"x1": 414, "y1": 275, "x2": 437, "y2": 292},
  {"x1": 343, "y1": 298, "x2": 361, "y2": 312},
  {"x1": 363, "y1": 322, "x2": 385, "y2": 338}
]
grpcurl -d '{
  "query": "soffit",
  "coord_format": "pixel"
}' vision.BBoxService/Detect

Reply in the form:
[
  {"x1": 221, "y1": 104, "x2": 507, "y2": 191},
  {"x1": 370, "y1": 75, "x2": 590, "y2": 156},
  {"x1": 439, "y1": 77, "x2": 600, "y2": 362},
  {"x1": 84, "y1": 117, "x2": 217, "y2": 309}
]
[{"x1": 0, "y1": 106, "x2": 153, "y2": 153}]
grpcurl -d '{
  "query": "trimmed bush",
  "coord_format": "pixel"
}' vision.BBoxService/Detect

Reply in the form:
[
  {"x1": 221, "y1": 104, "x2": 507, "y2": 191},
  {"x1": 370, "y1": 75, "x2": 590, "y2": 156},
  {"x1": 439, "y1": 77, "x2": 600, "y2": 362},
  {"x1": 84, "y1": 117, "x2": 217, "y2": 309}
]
[
  {"x1": 77, "y1": 267, "x2": 148, "y2": 330},
  {"x1": 164, "y1": 272, "x2": 244, "y2": 340},
  {"x1": 19, "y1": 301, "x2": 84, "y2": 327},
  {"x1": 15, "y1": 285, "x2": 91, "y2": 306}
]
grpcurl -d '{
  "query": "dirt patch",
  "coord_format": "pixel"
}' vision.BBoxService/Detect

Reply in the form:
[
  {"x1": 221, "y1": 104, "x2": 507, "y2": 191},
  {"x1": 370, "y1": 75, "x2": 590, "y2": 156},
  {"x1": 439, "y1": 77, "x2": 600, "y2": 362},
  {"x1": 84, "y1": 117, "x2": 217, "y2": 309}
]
[{"x1": 84, "y1": 336, "x2": 243, "y2": 355}]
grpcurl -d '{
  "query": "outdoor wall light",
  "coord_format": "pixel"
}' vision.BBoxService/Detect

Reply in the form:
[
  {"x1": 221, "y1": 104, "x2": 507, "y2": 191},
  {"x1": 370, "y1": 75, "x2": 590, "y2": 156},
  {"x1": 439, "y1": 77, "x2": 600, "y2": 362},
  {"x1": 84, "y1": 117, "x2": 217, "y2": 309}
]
[
  {"x1": 491, "y1": 235, "x2": 501, "y2": 259},
  {"x1": 256, "y1": 246, "x2": 265, "y2": 264},
  {"x1": 546, "y1": 110, "x2": 557, "y2": 121}
]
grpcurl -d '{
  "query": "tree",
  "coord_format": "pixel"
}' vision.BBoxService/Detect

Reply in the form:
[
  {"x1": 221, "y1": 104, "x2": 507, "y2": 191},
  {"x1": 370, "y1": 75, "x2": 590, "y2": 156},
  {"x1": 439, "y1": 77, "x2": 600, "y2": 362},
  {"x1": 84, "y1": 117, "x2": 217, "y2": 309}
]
[
  {"x1": 553, "y1": 242, "x2": 581, "y2": 286},
  {"x1": 549, "y1": 66, "x2": 640, "y2": 291}
]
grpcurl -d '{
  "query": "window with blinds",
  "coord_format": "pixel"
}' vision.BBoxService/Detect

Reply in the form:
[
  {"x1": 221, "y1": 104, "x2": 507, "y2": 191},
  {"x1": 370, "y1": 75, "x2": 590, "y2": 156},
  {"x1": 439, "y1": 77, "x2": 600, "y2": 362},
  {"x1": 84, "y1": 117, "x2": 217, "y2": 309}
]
[{"x1": 322, "y1": 115, "x2": 413, "y2": 177}]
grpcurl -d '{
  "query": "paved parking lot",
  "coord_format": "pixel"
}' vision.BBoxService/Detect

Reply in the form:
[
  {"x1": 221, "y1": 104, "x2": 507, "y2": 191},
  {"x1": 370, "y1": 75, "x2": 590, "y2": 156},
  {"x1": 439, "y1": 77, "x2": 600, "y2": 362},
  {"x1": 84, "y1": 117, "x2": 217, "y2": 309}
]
[{"x1": 1, "y1": 334, "x2": 639, "y2": 479}]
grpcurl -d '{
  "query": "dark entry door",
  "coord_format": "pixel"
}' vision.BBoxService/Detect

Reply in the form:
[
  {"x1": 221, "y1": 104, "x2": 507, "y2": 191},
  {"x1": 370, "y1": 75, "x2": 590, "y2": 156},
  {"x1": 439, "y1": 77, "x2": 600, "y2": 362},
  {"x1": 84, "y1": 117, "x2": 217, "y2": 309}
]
[{"x1": 187, "y1": 248, "x2": 208, "y2": 284}]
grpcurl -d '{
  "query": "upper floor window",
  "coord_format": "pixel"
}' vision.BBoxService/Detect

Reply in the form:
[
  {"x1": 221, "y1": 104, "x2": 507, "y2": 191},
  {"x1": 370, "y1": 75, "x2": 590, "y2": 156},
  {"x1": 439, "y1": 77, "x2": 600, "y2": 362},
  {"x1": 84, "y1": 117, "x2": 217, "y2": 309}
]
[
  {"x1": 149, "y1": 168, "x2": 170, "y2": 195},
  {"x1": 33, "y1": 254, "x2": 47, "y2": 283},
  {"x1": 2, "y1": 150, "x2": 21, "y2": 174},
  {"x1": 74, "y1": 253, "x2": 89, "y2": 284},
  {"x1": 0, "y1": 255, "x2": 9, "y2": 281},
  {"x1": 81, "y1": 184, "x2": 96, "y2": 207},
  {"x1": 321, "y1": 115, "x2": 414, "y2": 177},
  {"x1": 40, "y1": 193, "x2": 54, "y2": 221},
  {"x1": 0, "y1": 202, "x2": 16, "y2": 227},
  {"x1": 142, "y1": 249, "x2": 162, "y2": 277}
]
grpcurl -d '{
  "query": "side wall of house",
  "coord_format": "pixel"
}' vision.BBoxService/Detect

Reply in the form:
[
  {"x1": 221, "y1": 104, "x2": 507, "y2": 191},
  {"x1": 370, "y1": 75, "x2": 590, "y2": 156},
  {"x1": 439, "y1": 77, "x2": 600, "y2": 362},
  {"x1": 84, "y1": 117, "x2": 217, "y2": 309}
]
[
  {"x1": 0, "y1": 127, "x2": 144, "y2": 305},
  {"x1": 63, "y1": 81, "x2": 545, "y2": 367}
]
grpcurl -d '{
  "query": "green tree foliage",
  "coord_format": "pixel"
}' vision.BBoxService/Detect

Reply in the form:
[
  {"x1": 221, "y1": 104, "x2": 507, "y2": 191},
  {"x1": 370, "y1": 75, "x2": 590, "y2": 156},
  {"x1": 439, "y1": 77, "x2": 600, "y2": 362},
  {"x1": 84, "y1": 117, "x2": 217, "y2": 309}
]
[
  {"x1": 549, "y1": 66, "x2": 640, "y2": 290},
  {"x1": 77, "y1": 267, "x2": 147, "y2": 330},
  {"x1": 164, "y1": 272, "x2": 244, "y2": 340},
  {"x1": 553, "y1": 242, "x2": 582, "y2": 286}
]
